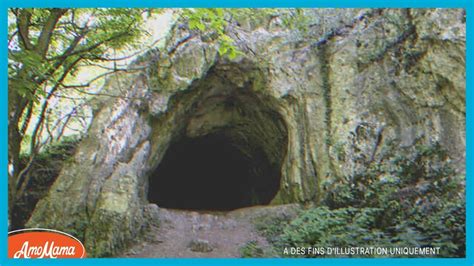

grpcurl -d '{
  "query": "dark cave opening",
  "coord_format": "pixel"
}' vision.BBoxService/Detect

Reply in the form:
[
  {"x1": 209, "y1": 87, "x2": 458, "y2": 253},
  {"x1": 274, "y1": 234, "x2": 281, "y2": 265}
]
[{"x1": 147, "y1": 132, "x2": 282, "y2": 211}]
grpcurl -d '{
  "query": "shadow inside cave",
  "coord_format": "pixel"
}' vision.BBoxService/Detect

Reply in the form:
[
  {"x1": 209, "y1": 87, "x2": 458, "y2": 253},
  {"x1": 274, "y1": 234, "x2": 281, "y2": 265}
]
[{"x1": 147, "y1": 132, "x2": 281, "y2": 211}]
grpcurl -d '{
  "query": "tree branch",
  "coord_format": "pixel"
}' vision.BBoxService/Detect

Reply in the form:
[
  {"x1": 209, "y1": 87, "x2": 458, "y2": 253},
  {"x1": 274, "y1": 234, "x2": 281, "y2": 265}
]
[
  {"x1": 16, "y1": 9, "x2": 33, "y2": 50},
  {"x1": 8, "y1": 30, "x2": 18, "y2": 48},
  {"x1": 68, "y1": 87, "x2": 147, "y2": 100},
  {"x1": 19, "y1": 100, "x2": 34, "y2": 136},
  {"x1": 61, "y1": 68, "x2": 133, "y2": 88},
  {"x1": 15, "y1": 56, "x2": 82, "y2": 192},
  {"x1": 37, "y1": 30, "x2": 128, "y2": 86},
  {"x1": 48, "y1": 30, "x2": 129, "y2": 61},
  {"x1": 36, "y1": 8, "x2": 68, "y2": 57}
]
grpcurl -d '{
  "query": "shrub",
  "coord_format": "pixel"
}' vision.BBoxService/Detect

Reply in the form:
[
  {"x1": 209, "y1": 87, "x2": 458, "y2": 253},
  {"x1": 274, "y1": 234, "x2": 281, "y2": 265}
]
[
  {"x1": 239, "y1": 241, "x2": 265, "y2": 258},
  {"x1": 262, "y1": 143, "x2": 465, "y2": 258},
  {"x1": 11, "y1": 136, "x2": 81, "y2": 229}
]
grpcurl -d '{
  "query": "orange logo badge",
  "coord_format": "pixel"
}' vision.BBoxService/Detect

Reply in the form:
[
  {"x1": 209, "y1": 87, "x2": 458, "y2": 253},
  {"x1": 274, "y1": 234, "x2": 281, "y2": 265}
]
[{"x1": 8, "y1": 228, "x2": 86, "y2": 258}]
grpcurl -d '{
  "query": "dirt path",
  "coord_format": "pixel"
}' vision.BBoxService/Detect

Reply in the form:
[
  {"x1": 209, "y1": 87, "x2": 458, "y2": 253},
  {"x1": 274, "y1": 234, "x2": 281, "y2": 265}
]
[{"x1": 121, "y1": 205, "x2": 299, "y2": 258}]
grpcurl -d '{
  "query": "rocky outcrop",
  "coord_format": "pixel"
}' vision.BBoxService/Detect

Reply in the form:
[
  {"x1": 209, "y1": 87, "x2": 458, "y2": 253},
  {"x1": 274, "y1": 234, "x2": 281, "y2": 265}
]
[{"x1": 27, "y1": 8, "x2": 465, "y2": 257}]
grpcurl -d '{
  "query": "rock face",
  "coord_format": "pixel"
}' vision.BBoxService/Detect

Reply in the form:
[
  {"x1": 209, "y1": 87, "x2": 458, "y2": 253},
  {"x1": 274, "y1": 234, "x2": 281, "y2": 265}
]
[{"x1": 27, "y1": 9, "x2": 465, "y2": 257}]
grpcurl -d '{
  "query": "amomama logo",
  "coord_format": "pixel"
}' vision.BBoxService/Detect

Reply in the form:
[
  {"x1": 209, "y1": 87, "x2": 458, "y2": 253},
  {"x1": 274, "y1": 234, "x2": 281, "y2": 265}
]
[{"x1": 8, "y1": 228, "x2": 86, "y2": 258}]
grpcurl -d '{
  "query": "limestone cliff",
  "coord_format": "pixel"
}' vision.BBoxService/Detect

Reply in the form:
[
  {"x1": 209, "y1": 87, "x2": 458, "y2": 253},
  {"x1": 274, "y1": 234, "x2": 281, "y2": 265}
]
[{"x1": 27, "y1": 9, "x2": 465, "y2": 257}]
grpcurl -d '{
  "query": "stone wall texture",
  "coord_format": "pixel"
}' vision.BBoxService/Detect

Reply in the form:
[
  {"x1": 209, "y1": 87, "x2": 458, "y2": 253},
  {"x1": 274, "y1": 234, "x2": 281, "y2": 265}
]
[{"x1": 27, "y1": 9, "x2": 465, "y2": 257}]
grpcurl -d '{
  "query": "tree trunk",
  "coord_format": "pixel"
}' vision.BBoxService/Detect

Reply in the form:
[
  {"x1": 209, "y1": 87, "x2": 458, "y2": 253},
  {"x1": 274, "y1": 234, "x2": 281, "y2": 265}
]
[{"x1": 8, "y1": 79, "x2": 29, "y2": 228}]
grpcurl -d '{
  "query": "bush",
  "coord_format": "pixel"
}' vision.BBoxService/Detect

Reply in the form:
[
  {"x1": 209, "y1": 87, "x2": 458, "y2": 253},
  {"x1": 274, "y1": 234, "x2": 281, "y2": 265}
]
[
  {"x1": 261, "y1": 143, "x2": 465, "y2": 258},
  {"x1": 11, "y1": 136, "x2": 81, "y2": 229},
  {"x1": 276, "y1": 207, "x2": 386, "y2": 256},
  {"x1": 239, "y1": 241, "x2": 265, "y2": 258}
]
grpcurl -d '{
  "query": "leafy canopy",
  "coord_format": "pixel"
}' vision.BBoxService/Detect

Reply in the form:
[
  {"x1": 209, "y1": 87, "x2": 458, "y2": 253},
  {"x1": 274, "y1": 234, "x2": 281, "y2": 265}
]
[{"x1": 8, "y1": 8, "x2": 147, "y2": 101}]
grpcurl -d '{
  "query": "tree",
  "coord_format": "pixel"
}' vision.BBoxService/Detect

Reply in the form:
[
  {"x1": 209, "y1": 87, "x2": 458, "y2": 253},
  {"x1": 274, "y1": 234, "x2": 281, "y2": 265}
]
[{"x1": 7, "y1": 8, "x2": 149, "y2": 222}]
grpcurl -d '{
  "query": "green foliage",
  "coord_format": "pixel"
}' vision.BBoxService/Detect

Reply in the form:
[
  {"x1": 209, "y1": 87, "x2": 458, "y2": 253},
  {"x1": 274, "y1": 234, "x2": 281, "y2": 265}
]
[
  {"x1": 259, "y1": 144, "x2": 465, "y2": 258},
  {"x1": 33, "y1": 135, "x2": 80, "y2": 162},
  {"x1": 8, "y1": 8, "x2": 148, "y2": 101},
  {"x1": 12, "y1": 136, "x2": 80, "y2": 229},
  {"x1": 254, "y1": 214, "x2": 293, "y2": 244},
  {"x1": 280, "y1": 9, "x2": 311, "y2": 35},
  {"x1": 239, "y1": 241, "x2": 264, "y2": 258},
  {"x1": 182, "y1": 9, "x2": 243, "y2": 59},
  {"x1": 277, "y1": 207, "x2": 385, "y2": 257},
  {"x1": 181, "y1": 9, "x2": 313, "y2": 60}
]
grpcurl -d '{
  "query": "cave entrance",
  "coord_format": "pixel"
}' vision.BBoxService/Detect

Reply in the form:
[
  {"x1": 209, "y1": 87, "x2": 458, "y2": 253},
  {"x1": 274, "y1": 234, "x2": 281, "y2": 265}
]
[
  {"x1": 148, "y1": 132, "x2": 281, "y2": 211},
  {"x1": 147, "y1": 73, "x2": 288, "y2": 211}
]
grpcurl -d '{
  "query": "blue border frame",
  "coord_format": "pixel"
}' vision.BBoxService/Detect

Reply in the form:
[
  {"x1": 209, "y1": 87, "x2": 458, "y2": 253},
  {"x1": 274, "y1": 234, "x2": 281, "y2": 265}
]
[{"x1": 1, "y1": 1, "x2": 472, "y2": 265}]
